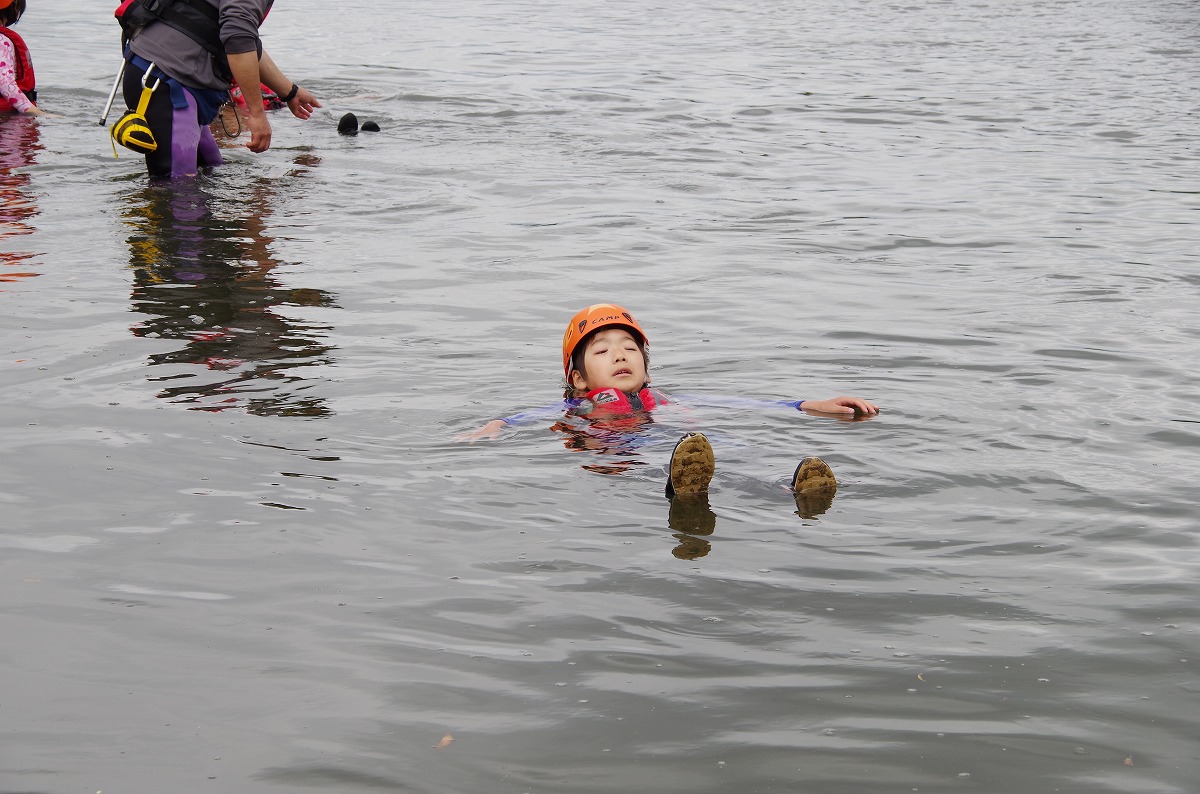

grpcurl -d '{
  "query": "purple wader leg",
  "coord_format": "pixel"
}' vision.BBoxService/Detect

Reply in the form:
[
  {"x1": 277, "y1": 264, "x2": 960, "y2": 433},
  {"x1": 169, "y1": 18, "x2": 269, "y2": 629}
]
[
  {"x1": 170, "y1": 90, "x2": 223, "y2": 178},
  {"x1": 198, "y1": 125, "x2": 222, "y2": 170}
]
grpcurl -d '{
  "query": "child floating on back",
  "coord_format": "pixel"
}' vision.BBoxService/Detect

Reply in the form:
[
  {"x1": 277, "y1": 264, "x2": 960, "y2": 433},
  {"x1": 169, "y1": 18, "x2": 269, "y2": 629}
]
[
  {"x1": 0, "y1": 0, "x2": 41, "y2": 116},
  {"x1": 461, "y1": 304, "x2": 878, "y2": 512}
]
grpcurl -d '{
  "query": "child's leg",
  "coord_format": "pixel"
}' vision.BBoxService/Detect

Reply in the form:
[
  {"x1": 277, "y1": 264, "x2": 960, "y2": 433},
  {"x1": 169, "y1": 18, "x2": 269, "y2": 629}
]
[{"x1": 659, "y1": 433, "x2": 718, "y2": 557}]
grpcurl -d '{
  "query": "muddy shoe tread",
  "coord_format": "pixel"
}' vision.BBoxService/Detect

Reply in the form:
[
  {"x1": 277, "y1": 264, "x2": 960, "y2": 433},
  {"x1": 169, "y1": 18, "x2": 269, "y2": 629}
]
[
  {"x1": 668, "y1": 432, "x2": 715, "y2": 497},
  {"x1": 792, "y1": 457, "x2": 836, "y2": 494}
]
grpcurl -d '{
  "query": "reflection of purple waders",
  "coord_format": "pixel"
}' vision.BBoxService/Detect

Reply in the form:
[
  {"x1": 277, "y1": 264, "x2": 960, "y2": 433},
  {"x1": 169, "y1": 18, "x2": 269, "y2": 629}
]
[
  {"x1": 167, "y1": 180, "x2": 210, "y2": 280},
  {"x1": 171, "y1": 89, "x2": 222, "y2": 178}
]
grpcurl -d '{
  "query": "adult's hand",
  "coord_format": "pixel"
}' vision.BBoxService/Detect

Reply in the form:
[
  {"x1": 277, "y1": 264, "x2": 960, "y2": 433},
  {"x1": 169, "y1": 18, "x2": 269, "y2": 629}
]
[
  {"x1": 287, "y1": 86, "x2": 321, "y2": 120},
  {"x1": 227, "y1": 50, "x2": 272, "y2": 152},
  {"x1": 245, "y1": 112, "x2": 272, "y2": 152}
]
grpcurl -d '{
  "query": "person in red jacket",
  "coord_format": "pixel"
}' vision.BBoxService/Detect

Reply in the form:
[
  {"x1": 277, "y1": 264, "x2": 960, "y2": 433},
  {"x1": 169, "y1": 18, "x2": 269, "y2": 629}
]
[{"x1": 0, "y1": 0, "x2": 40, "y2": 116}]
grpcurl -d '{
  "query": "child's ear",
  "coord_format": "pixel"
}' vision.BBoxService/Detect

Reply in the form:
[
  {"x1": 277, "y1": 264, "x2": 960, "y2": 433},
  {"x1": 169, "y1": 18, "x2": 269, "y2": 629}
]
[{"x1": 570, "y1": 370, "x2": 588, "y2": 391}]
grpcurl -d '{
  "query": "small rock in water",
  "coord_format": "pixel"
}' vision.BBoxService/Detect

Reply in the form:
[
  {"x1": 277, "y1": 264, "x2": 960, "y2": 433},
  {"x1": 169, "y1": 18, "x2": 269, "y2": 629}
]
[
  {"x1": 361, "y1": 120, "x2": 381, "y2": 132},
  {"x1": 338, "y1": 113, "x2": 359, "y2": 135}
]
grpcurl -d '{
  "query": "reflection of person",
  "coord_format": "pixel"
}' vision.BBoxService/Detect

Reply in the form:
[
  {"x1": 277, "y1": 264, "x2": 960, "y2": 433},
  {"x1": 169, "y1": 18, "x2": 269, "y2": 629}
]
[
  {"x1": 121, "y1": 154, "x2": 338, "y2": 415},
  {"x1": 119, "y1": 0, "x2": 320, "y2": 178},
  {"x1": 460, "y1": 303, "x2": 880, "y2": 533},
  {"x1": 0, "y1": 0, "x2": 41, "y2": 116},
  {"x1": 0, "y1": 115, "x2": 40, "y2": 284}
]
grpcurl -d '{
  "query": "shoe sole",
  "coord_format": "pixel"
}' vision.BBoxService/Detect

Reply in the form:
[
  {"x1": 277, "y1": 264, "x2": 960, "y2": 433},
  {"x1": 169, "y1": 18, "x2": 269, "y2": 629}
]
[
  {"x1": 792, "y1": 457, "x2": 836, "y2": 494},
  {"x1": 668, "y1": 432, "x2": 715, "y2": 498}
]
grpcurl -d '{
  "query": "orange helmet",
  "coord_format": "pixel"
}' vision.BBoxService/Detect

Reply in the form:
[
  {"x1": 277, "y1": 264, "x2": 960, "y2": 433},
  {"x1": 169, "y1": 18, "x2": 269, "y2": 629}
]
[{"x1": 562, "y1": 303, "x2": 648, "y2": 377}]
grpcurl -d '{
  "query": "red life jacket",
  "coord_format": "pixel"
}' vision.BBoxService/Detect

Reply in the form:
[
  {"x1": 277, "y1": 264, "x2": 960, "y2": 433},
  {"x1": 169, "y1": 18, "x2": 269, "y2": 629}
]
[
  {"x1": 0, "y1": 26, "x2": 36, "y2": 113},
  {"x1": 574, "y1": 386, "x2": 668, "y2": 417}
]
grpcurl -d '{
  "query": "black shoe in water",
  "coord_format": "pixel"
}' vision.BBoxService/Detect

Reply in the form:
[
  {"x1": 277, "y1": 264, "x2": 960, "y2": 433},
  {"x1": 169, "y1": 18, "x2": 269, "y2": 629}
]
[{"x1": 338, "y1": 113, "x2": 359, "y2": 135}]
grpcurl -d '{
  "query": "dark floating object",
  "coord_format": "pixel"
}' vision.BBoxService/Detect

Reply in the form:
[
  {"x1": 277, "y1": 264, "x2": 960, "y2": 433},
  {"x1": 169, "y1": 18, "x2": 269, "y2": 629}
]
[
  {"x1": 337, "y1": 112, "x2": 359, "y2": 135},
  {"x1": 360, "y1": 120, "x2": 380, "y2": 132}
]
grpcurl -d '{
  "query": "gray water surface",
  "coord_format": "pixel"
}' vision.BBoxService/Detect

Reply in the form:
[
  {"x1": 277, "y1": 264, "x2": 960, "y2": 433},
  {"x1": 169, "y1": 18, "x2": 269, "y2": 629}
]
[{"x1": 2, "y1": 0, "x2": 1199, "y2": 791}]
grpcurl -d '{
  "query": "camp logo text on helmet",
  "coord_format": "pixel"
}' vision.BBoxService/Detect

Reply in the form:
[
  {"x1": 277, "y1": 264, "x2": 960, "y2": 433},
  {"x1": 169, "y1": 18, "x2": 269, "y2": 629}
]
[{"x1": 561, "y1": 303, "x2": 649, "y2": 377}]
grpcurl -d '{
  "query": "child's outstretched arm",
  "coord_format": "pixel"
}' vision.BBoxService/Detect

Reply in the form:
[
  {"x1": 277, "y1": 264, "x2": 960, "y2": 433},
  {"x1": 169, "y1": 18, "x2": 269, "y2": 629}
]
[
  {"x1": 457, "y1": 419, "x2": 508, "y2": 442},
  {"x1": 455, "y1": 402, "x2": 574, "y2": 442},
  {"x1": 669, "y1": 392, "x2": 879, "y2": 418},
  {"x1": 798, "y1": 395, "x2": 879, "y2": 416}
]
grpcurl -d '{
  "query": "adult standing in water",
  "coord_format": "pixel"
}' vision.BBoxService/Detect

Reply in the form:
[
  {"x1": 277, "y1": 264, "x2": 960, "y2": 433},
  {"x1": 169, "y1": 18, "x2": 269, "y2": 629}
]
[{"x1": 118, "y1": 0, "x2": 320, "y2": 178}]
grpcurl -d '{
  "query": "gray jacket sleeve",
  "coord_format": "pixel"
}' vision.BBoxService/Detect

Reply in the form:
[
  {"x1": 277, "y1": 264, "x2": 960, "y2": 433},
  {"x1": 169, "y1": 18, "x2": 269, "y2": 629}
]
[
  {"x1": 128, "y1": 0, "x2": 273, "y2": 90},
  {"x1": 219, "y1": 0, "x2": 272, "y2": 55}
]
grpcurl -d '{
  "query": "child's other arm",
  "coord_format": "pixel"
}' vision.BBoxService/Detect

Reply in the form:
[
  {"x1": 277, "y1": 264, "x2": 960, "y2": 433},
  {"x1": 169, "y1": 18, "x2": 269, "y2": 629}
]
[
  {"x1": 455, "y1": 402, "x2": 571, "y2": 442},
  {"x1": 457, "y1": 419, "x2": 508, "y2": 442},
  {"x1": 797, "y1": 396, "x2": 879, "y2": 416},
  {"x1": 671, "y1": 393, "x2": 879, "y2": 417}
]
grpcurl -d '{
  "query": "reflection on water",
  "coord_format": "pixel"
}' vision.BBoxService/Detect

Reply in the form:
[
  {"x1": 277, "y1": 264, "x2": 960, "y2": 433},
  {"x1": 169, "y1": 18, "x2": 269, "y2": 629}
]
[
  {"x1": 0, "y1": 118, "x2": 42, "y2": 285},
  {"x1": 552, "y1": 415, "x2": 726, "y2": 557},
  {"x1": 120, "y1": 154, "x2": 338, "y2": 416},
  {"x1": 550, "y1": 414, "x2": 658, "y2": 475},
  {"x1": 666, "y1": 494, "x2": 717, "y2": 559},
  {"x1": 793, "y1": 483, "x2": 836, "y2": 520}
]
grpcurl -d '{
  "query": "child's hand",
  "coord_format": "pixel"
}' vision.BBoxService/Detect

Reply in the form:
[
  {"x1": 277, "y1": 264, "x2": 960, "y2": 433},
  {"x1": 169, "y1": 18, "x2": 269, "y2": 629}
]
[
  {"x1": 800, "y1": 396, "x2": 879, "y2": 417},
  {"x1": 455, "y1": 419, "x2": 507, "y2": 442}
]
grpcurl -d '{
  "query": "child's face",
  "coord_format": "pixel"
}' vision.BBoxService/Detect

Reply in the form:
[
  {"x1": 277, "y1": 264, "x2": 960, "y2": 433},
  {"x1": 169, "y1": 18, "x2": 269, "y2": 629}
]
[{"x1": 570, "y1": 328, "x2": 648, "y2": 393}]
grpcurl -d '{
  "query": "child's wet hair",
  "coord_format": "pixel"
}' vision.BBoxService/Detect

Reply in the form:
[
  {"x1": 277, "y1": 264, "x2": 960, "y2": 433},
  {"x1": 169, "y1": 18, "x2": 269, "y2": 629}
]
[
  {"x1": 563, "y1": 326, "x2": 650, "y2": 397},
  {"x1": 1, "y1": 0, "x2": 26, "y2": 26}
]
